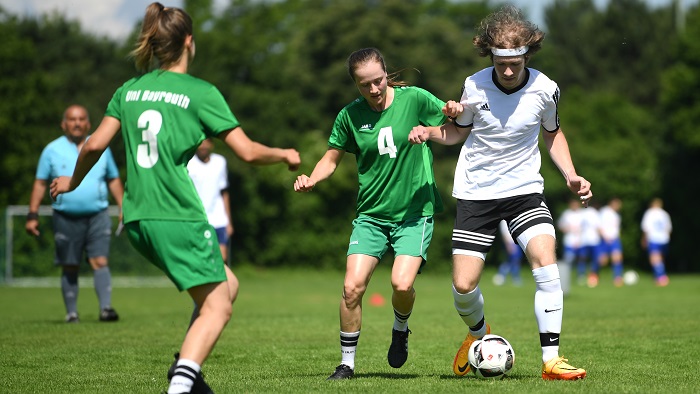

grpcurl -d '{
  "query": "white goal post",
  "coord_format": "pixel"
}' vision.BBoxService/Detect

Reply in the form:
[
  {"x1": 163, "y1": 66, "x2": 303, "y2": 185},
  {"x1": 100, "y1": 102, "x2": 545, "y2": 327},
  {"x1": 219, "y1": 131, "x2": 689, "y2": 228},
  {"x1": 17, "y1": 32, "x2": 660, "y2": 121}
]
[{"x1": 3, "y1": 205, "x2": 121, "y2": 283}]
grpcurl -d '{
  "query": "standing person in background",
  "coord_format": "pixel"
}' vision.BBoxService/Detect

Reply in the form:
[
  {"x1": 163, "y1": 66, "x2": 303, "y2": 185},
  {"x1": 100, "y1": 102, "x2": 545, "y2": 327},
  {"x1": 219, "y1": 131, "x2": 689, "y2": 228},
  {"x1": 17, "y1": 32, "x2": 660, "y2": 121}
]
[
  {"x1": 188, "y1": 138, "x2": 234, "y2": 264},
  {"x1": 492, "y1": 220, "x2": 523, "y2": 286},
  {"x1": 641, "y1": 198, "x2": 672, "y2": 286},
  {"x1": 599, "y1": 197, "x2": 625, "y2": 286},
  {"x1": 294, "y1": 47, "x2": 459, "y2": 380},
  {"x1": 50, "y1": 3, "x2": 300, "y2": 393},
  {"x1": 26, "y1": 104, "x2": 123, "y2": 324},
  {"x1": 558, "y1": 198, "x2": 583, "y2": 267},
  {"x1": 578, "y1": 202, "x2": 602, "y2": 287},
  {"x1": 408, "y1": 5, "x2": 589, "y2": 380}
]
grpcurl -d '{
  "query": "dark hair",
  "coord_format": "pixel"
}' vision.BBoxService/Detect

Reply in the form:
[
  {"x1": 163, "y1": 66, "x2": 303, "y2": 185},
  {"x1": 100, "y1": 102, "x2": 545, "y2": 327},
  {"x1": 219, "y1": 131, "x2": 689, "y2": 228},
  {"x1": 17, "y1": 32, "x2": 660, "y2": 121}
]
[
  {"x1": 130, "y1": 2, "x2": 193, "y2": 72},
  {"x1": 473, "y1": 5, "x2": 545, "y2": 62},
  {"x1": 346, "y1": 48, "x2": 408, "y2": 87}
]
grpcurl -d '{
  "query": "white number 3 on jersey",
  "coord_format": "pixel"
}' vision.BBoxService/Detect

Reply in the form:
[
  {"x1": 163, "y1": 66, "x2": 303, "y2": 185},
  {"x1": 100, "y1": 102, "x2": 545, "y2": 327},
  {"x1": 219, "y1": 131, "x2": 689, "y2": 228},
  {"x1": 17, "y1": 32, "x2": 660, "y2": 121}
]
[
  {"x1": 378, "y1": 126, "x2": 397, "y2": 158},
  {"x1": 136, "y1": 110, "x2": 162, "y2": 168}
]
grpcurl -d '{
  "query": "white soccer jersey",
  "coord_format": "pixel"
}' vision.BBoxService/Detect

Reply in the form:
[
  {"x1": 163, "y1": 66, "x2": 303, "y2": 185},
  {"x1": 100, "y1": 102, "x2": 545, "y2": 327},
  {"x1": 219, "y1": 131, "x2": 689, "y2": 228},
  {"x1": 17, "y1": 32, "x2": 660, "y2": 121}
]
[
  {"x1": 187, "y1": 153, "x2": 230, "y2": 228},
  {"x1": 579, "y1": 207, "x2": 601, "y2": 247},
  {"x1": 557, "y1": 208, "x2": 582, "y2": 248},
  {"x1": 599, "y1": 205, "x2": 621, "y2": 240},
  {"x1": 641, "y1": 207, "x2": 672, "y2": 244},
  {"x1": 453, "y1": 67, "x2": 560, "y2": 200}
]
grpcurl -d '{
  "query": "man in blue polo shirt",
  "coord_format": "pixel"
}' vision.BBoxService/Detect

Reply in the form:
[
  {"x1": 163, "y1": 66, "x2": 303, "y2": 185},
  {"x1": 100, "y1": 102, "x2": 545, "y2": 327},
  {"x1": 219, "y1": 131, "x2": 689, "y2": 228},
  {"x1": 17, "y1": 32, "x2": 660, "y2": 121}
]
[{"x1": 26, "y1": 105, "x2": 124, "y2": 323}]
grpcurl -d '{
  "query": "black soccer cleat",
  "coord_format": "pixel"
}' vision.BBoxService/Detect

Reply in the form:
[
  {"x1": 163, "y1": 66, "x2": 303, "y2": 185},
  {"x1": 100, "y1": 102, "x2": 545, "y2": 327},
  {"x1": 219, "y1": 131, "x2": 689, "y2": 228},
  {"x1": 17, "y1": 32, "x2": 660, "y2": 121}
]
[
  {"x1": 167, "y1": 353, "x2": 214, "y2": 394},
  {"x1": 65, "y1": 312, "x2": 80, "y2": 323},
  {"x1": 191, "y1": 372, "x2": 214, "y2": 394},
  {"x1": 99, "y1": 307, "x2": 119, "y2": 322},
  {"x1": 167, "y1": 353, "x2": 180, "y2": 381},
  {"x1": 387, "y1": 328, "x2": 411, "y2": 368},
  {"x1": 327, "y1": 364, "x2": 354, "y2": 380}
]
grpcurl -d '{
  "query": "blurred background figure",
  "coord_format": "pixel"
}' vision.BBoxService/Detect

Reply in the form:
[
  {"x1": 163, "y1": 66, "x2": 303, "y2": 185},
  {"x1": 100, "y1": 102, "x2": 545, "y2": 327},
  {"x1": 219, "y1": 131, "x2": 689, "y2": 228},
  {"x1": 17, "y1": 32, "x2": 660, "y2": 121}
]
[
  {"x1": 557, "y1": 198, "x2": 582, "y2": 269},
  {"x1": 25, "y1": 104, "x2": 123, "y2": 323},
  {"x1": 641, "y1": 198, "x2": 672, "y2": 286},
  {"x1": 577, "y1": 202, "x2": 602, "y2": 287},
  {"x1": 492, "y1": 220, "x2": 523, "y2": 286},
  {"x1": 598, "y1": 197, "x2": 625, "y2": 286},
  {"x1": 188, "y1": 138, "x2": 234, "y2": 264}
]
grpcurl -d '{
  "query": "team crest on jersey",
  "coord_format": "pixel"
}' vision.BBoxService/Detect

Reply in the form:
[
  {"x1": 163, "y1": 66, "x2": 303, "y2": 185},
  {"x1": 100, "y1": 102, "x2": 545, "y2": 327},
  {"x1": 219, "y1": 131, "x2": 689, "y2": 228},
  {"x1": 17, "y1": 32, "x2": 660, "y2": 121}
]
[
  {"x1": 480, "y1": 103, "x2": 491, "y2": 111},
  {"x1": 359, "y1": 124, "x2": 373, "y2": 132}
]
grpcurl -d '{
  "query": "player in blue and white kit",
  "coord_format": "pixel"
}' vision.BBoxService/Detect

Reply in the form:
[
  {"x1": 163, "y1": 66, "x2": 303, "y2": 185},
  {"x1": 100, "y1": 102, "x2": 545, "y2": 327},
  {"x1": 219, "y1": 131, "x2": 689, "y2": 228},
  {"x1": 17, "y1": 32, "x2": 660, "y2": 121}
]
[
  {"x1": 557, "y1": 198, "x2": 583, "y2": 266},
  {"x1": 578, "y1": 203, "x2": 602, "y2": 287},
  {"x1": 492, "y1": 220, "x2": 523, "y2": 286},
  {"x1": 641, "y1": 198, "x2": 672, "y2": 286},
  {"x1": 598, "y1": 198, "x2": 625, "y2": 286},
  {"x1": 409, "y1": 5, "x2": 588, "y2": 380}
]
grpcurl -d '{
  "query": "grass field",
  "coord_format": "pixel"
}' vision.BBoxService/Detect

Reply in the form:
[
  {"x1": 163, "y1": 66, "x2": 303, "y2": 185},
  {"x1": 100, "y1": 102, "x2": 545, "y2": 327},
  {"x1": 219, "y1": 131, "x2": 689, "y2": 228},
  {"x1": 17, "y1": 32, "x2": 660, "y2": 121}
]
[{"x1": 2, "y1": 266, "x2": 700, "y2": 393}]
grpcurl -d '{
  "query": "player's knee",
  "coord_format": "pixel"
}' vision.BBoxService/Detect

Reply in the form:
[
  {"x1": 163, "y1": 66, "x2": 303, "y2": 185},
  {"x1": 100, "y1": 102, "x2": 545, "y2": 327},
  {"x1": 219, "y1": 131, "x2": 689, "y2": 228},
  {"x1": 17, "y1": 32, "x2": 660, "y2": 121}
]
[
  {"x1": 89, "y1": 257, "x2": 108, "y2": 270},
  {"x1": 453, "y1": 279, "x2": 478, "y2": 294},
  {"x1": 342, "y1": 283, "x2": 366, "y2": 307},
  {"x1": 391, "y1": 280, "x2": 414, "y2": 295}
]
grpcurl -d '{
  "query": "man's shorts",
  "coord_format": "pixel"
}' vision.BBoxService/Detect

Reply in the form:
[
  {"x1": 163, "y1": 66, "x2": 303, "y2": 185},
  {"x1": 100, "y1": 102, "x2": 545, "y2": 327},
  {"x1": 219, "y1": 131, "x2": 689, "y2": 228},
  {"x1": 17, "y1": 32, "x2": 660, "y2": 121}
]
[
  {"x1": 52, "y1": 209, "x2": 112, "y2": 266},
  {"x1": 125, "y1": 220, "x2": 226, "y2": 291},
  {"x1": 601, "y1": 238, "x2": 623, "y2": 255},
  {"x1": 347, "y1": 215, "x2": 434, "y2": 264},
  {"x1": 452, "y1": 193, "x2": 555, "y2": 258},
  {"x1": 647, "y1": 242, "x2": 669, "y2": 255},
  {"x1": 214, "y1": 226, "x2": 229, "y2": 246}
]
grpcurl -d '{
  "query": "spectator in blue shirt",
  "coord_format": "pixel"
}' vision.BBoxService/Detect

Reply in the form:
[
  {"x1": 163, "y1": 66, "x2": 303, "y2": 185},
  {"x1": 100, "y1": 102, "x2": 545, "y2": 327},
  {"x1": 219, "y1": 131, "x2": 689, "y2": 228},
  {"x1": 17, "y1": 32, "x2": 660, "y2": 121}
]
[{"x1": 25, "y1": 105, "x2": 124, "y2": 323}]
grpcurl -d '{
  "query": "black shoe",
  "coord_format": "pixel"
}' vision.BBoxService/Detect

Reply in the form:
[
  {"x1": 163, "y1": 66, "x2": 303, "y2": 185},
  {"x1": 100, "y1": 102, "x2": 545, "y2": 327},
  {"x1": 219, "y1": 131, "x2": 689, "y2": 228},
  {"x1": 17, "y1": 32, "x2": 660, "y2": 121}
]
[
  {"x1": 65, "y1": 312, "x2": 79, "y2": 323},
  {"x1": 99, "y1": 307, "x2": 119, "y2": 322},
  {"x1": 191, "y1": 372, "x2": 214, "y2": 394},
  {"x1": 327, "y1": 364, "x2": 354, "y2": 380},
  {"x1": 167, "y1": 353, "x2": 214, "y2": 394},
  {"x1": 387, "y1": 328, "x2": 411, "y2": 368},
  {"x1": 167, "y1": 353, "x2": 180, "y2": 381}
]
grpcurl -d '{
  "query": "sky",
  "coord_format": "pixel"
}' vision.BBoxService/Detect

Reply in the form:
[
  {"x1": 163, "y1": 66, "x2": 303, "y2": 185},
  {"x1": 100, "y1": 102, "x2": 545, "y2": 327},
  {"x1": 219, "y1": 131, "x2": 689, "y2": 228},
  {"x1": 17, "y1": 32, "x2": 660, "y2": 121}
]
[{"x1": 0, "y1": 0, "x2": 696, "y2": 41}]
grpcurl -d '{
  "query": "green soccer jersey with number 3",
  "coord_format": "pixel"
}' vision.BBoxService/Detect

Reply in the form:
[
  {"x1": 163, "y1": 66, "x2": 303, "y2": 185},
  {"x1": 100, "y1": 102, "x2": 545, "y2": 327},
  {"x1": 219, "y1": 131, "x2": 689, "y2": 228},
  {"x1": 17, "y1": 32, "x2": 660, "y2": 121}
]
[
  {"x1": 329, "y1": 86, "x2": 446, "y2": 222},
  {"x1": 105, "y1": 70, "x2": 240, "y2": 224}
]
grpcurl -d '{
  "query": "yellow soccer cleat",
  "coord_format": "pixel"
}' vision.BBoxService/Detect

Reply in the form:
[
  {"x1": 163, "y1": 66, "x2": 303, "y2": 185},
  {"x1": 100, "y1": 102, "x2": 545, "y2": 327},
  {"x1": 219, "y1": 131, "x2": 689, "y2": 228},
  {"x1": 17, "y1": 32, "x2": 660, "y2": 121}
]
[
  {"x1": 452, "y1": 323, "x2": 490, "y2": 376},
  {"x1": 542, "y1": 356, "x2": 587, "y2": 380}
]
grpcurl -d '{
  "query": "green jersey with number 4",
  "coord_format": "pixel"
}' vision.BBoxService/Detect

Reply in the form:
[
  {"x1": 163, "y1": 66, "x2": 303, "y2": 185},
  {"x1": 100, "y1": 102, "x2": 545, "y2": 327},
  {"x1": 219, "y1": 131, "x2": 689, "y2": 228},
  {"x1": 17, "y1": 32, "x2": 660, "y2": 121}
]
[
  {"x1": 329, "y1": 86, "x2": 446, "y2": 222},
  {"x1": 105, "y1": 70, "x2": 240, "y2": 223}
]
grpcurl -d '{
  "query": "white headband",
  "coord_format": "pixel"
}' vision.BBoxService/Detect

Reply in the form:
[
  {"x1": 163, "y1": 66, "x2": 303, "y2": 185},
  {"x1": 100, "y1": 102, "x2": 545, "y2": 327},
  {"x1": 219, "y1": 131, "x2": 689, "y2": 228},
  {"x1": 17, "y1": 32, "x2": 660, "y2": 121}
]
[{"x1": 491, "y1": 46, "x2": 529, "y2": 56}]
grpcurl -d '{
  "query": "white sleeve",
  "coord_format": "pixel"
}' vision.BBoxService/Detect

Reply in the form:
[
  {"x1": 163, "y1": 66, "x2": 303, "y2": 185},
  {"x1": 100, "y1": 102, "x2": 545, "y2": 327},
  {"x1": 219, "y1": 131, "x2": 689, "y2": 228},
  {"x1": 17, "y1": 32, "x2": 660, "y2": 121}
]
[
  {"x1": 455, "y1": 80, "x2": 475, "y2": 128},
  {"x1": 541, "y1": 85, "x2": 560, "y2": 132}
]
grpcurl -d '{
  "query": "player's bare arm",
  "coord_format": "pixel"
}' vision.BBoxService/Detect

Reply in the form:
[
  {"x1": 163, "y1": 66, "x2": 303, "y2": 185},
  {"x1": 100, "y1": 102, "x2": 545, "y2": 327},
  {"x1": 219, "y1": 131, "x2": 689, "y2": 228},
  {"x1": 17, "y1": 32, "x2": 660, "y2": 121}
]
[
  {"x1": 294, "y1": 148, "x2": 344, "y2": 192},
  {"x1": 408, "y1": 122, "x2": 471, "y2": 146},
  {"x1": 220, "y1": 127, "x2": 301, "y2": 171},
  {"x1": 542, "y1": 128, "x2": 592, "y2": 206},
  {"x1": 25, "y1": 179, "x2": 47, "y2": 236}
]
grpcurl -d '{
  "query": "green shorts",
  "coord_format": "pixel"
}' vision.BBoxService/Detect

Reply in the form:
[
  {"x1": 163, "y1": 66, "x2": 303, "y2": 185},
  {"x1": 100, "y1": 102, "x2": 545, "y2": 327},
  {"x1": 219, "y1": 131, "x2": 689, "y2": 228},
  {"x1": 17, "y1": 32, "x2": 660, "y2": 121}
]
[
  {"x1": 347, "y1": 215, "x2": 434, "y2": 263},
  {"x1": 125, "y1": 220, "x2": 226, "y2": 291}
]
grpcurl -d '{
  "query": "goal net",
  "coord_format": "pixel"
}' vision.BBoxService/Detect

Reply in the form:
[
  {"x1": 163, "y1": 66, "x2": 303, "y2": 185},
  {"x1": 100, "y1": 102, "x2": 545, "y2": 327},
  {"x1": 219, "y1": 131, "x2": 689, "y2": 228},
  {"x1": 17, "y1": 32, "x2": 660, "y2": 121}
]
[{"x1": 2, "y1": 205, "x2": 164, "y2": 284}]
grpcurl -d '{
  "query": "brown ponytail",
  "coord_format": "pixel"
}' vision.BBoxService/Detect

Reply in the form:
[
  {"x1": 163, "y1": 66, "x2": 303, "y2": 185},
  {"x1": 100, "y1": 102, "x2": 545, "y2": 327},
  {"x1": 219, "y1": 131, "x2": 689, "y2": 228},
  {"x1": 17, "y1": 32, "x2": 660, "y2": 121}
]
[{"x1": 130, "y1": 2, "x2": 193, "y2": 72}]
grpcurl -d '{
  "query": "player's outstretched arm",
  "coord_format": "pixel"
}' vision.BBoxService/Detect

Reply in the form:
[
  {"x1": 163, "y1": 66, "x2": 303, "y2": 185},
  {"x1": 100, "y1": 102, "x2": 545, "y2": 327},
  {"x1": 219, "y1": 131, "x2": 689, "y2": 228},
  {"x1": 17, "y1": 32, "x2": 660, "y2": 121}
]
[
  {"x1": 408, "y1": 122, "x2": 471, "y2": 146},
  {"x1": 294, "y1": 148, "x2": 344, "y2": 193},
  {"x1": 542, "y1": 128, "x2": 592, "y2": 206},
  {"x1": 50, "y1": 116, "x2": 121, "y2": 199},
  {"x1": 220, "y1": 127, "x2": 300, "y2": 171}
]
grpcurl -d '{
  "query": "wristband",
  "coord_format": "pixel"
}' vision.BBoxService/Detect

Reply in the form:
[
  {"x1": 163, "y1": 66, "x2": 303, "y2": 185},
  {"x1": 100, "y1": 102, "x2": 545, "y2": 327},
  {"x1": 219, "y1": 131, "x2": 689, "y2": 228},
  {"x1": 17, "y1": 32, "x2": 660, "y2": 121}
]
[{"x1": 26, "y1": 212, "x2": 39, "y2": 221}]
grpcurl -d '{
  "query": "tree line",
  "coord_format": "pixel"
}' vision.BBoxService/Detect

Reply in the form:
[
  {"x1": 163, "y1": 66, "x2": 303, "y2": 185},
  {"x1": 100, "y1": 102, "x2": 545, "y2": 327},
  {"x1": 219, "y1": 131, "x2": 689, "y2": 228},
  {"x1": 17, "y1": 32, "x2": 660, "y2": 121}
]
[{"x1": 1, "y1": 0, "x2": 698, "y2": 275}]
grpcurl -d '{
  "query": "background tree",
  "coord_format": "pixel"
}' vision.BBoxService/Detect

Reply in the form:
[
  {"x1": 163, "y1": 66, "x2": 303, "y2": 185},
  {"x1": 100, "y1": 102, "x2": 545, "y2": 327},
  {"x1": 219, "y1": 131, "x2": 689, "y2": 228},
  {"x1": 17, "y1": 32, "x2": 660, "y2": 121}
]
[{"x1": 1, "y1": 0, "x2": 698, "y2": 276}]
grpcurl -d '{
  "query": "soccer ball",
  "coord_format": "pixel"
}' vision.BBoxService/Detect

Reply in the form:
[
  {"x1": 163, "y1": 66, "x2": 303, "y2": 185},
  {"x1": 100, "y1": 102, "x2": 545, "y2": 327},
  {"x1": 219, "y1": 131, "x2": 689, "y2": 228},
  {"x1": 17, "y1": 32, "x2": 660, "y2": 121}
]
[
  {"x1": 623, "y1": 270, "x2": 639, "y2": 285},
  {"x1": 467, "y1": 334, "x2": 515, "y2": 379}
]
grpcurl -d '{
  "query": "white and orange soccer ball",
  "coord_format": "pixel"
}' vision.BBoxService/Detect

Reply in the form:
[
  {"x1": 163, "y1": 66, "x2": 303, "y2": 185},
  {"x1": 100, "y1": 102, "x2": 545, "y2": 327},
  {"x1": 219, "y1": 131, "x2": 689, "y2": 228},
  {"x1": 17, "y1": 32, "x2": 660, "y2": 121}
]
[{"x1": 467, "y1": 334, "x2": 515, "y2": 379}]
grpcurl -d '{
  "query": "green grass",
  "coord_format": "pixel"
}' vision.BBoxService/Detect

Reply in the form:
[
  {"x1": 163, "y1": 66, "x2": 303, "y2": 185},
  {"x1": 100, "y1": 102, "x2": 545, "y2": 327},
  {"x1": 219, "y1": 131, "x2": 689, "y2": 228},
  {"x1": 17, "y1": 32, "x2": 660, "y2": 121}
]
[{"x1": 2, "y1": 266, "x2": 700, "y2": 393}]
